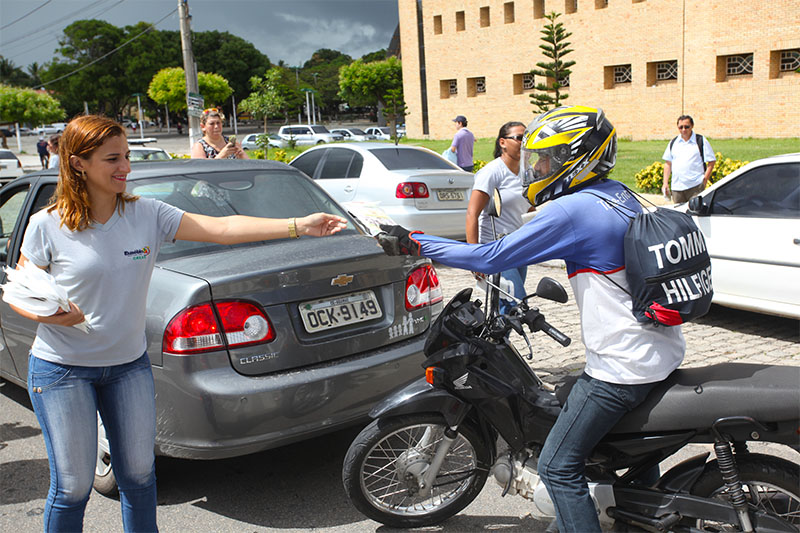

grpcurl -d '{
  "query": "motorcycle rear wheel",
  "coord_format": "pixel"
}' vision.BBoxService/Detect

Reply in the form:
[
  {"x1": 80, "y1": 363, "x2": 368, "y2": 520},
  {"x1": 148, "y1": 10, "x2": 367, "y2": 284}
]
[
  {"x1": 689, "y1": 453, "x2": 800, "y2": 531},
  {"x1": 342, "y1": 414, "x2": 491, "y2": 528}
]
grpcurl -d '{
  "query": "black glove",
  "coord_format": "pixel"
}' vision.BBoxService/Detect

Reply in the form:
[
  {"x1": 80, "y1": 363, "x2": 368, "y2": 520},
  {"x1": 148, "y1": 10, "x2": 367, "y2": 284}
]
[{"x1": 376, "y1": 224, "x2": 423, "y2": 256}]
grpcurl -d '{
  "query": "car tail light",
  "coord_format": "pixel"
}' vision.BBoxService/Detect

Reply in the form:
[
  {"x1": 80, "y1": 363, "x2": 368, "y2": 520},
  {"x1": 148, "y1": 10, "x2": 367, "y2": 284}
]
[
  {"x1": 405, "y1": 264, "x2": 443, "y2": 310},
  {"x1": 396, "y1": 182, "x2": 429, "y2": 199},
  {"x1": 163, "y1": 301, "x2": 275, "y2": 354}
]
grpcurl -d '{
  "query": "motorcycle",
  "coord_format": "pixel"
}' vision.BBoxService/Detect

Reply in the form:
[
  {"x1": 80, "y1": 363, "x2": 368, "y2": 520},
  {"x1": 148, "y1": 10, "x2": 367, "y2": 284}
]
[{"x1": 342, "y1": 279, "x2": 800, "y2": 531}]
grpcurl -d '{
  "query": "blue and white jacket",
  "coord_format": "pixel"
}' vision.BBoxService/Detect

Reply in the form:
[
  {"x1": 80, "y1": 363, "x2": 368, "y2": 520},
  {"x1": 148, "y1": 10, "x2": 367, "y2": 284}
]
[{"x1": 416, "y1": 179, "x2": 685, "y2": 384}]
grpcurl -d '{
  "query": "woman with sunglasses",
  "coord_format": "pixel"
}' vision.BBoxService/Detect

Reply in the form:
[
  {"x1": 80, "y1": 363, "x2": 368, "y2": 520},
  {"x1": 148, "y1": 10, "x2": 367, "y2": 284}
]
[
  {"x1": 465, "y1": 121, "x2": 533, "y2": 313},
  {"x1": 190, "y1": 108, "x2": 248, "y2": 160}
]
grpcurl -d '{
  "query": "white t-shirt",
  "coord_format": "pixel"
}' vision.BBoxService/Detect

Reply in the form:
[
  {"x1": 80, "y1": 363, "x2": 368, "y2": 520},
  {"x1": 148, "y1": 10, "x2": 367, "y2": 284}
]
[
  {"x1": 21, "y1": 198, "x2": 184, "y2": 366},
  {"x1": 472, "y1": 157, "x2": 530, "y2": 243},
  {"x1": 662, "y1": 133, "x2": 716, "y2": 191}
]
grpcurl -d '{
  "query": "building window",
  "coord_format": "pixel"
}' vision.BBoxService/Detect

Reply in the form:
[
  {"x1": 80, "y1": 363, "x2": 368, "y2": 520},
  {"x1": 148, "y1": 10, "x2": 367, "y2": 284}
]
[
  {"x1": 647, "y1": 60, "x2": 678, "y2": 86},
  {"x1": 595, "y1": 0, "x2": 608, "y2": 8},
  {"x1": 632, "y1": 0, "x2": 646, "y2": 3},
  {"x1": 533, "y1": 0, "x2": 545, "y2": 19},
  {"x1": 769, "y1": 48, "x2": 799, "y2": 79},
  {"x1": 513, "y1": 72, "x2": 535, "y2": 94},
  {"x1": 433, "y1": 15, "x2": 442, "y2": 35},
  {"x1": 561, "y1": 74, "x2": 570, "y2": 87},
  {"x1": 440, "y1": 79, "x2": 458, "y2": 99},
  {"x1": 605, "y1": 64, "x2": 632, "y2": 88},
  {"x1": 480, "y1": 6, "x2": 490, "y2": 27},
  {"x1": 565, "y1": 0, "x2": 578, "y2": 14},
  {"x1": 456, "y1": 10, "x2": 465, "y2": 31},
  {"x1": 614, "y1": 65, "x2": 632, "y2": 84},
  {"x1": 779, "y1": 49, "x2": 800, "y2": 72},
  {"x1": 657, "y1": 60, "x2": 678, "y2": 80},
  {"x1": 726, "y1": 54, "x2": 754, "y2": 76},
  {"x1": 467, "y1": 77, "x2": 486, "y2": 97},
  {"x1": 504, "y1": 2, "x2": 515, "y2": 23}
]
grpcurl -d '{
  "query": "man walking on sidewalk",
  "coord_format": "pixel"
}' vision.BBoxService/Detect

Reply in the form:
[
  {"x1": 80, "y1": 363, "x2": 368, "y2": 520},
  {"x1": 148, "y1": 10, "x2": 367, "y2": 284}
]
[{"x1": 661, "y1": 115, "x2": 716, "y2": 203}]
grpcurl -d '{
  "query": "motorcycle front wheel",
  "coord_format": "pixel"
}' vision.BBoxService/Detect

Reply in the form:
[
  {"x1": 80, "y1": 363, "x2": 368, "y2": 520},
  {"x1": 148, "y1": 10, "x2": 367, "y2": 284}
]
[
  {"x1": 689, "y1": 453, "x2": 800, "y2": 531},
  {"x1": 342, "y1": 414, "x2": 491, "y2": 528}
]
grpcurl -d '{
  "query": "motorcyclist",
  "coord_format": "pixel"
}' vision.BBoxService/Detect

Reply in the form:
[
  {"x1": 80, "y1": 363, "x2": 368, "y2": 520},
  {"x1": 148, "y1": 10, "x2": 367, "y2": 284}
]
[{"x1": 378, "y1": 105, "x2": 686, "y2": 533}]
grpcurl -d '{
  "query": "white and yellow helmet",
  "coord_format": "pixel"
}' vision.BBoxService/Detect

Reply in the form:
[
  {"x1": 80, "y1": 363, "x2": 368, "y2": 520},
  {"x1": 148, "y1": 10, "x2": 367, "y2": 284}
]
[{"x1": 520, "y1": 105, "x2": 617, "y2": 207}]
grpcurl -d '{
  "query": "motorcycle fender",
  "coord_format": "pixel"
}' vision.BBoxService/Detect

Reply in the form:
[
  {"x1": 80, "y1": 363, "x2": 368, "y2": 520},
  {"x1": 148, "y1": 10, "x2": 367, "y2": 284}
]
[
  {"x1": 369, "y1": 377, "x2": 469, "y2": 427},
  {"x1": 655, "y1": 452, "x2": 710, "y2": 492}
]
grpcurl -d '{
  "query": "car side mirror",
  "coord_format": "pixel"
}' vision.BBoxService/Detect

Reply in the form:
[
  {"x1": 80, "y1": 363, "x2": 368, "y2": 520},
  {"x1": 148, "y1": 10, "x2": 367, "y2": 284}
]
[{"x1": 687, "y1": 195, "x2": 709, "y2": 215}]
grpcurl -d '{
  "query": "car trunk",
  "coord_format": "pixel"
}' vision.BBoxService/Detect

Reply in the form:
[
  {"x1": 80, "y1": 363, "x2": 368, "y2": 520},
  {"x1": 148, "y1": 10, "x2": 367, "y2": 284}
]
[
  {"x1": 158, "y1": 234, "x2": 436, "y2": 376},
  {"x1": 392, "y1": 169, "x2": 473, "y2": 210}
]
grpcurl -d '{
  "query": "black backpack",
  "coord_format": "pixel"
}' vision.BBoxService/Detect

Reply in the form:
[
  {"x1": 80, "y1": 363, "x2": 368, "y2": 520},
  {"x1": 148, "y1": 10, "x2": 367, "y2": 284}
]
[{"x1": 585, "y1": 187, "x2": 713, "y2": 326}]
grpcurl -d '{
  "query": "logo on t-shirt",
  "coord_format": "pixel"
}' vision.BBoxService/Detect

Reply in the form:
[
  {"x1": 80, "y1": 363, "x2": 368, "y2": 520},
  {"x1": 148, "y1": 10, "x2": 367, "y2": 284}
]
[{"x1": 124, "y1": 246, "x2": 151, "y2": 261}]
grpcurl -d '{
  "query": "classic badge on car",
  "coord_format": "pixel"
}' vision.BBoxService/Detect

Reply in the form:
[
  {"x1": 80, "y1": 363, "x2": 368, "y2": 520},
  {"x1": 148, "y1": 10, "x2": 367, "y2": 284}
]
[{"x1": 331, "y1": 274, "x2": 354, "y2": 287}]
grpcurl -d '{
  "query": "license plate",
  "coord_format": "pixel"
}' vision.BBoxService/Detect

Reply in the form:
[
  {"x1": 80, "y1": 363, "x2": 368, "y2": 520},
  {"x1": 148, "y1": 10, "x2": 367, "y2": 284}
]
[
  {"x1": 436, "y1": 189, "x2": 464, "y2": 201},
  {"x1": 299, "y1": 290, "x2": 382, "y2": 333}
]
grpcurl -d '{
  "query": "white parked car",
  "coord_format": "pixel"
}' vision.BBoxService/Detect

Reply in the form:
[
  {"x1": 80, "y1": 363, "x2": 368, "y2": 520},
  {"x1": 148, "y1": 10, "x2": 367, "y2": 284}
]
[
  {"x1": 241, "y1": 133, "x2": 288, "y2": 151},
  {"x1": 127, "y1": 138, "x2": 171, "y2": 161},
  {"x1": 0, "y1": 149, "x2": 24, "y2": 184},
  {"x1": 678, "y1": 153, "x2": 800, "y2": 319},
  {"x1": 278, "y1": 125, "x2": 343, "y2": 145},
  {"x1": 289, "y1": 143, "x2": 473, "y2": 239},
  {"x1": 364, "y1": 127, "x2": 392, "y2": 140},
  {"x1": 35, "y1": 123, "x2": 68, "y2": 135},
  {"x1": 330, "y1": 128, "x2": 377, "y2": 142}
]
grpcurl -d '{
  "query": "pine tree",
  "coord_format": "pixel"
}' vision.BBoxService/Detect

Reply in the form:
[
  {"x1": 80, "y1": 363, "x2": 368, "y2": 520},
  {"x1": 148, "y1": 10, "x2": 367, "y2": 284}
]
[{"x1": 529, "y1": 12, "x2": 575, "y2": 113}]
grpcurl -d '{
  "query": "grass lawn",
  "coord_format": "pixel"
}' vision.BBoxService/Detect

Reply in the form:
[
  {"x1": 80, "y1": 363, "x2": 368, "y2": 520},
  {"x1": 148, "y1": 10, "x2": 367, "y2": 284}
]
[{"x1": 271, "y1": 137, "x2": 799, "y2": 190}]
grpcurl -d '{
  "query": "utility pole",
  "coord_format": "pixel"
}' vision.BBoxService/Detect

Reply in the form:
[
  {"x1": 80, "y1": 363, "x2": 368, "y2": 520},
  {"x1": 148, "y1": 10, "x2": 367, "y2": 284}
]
[{"x1": 178, "y1": 0, "x2": 201, "y2": 149}]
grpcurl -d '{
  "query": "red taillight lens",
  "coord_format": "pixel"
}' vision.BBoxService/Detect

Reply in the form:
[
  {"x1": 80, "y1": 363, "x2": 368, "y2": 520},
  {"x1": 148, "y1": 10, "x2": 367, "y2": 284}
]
[
  {"x1": 405, "y1": 264, "x2": 443, "y2": 311},
  {"x1": 163, "y1": 301, "x2": 275, "y2": 354},
  {"x1": 396, "y1": 182, "x2": 430, "y2": 199}
]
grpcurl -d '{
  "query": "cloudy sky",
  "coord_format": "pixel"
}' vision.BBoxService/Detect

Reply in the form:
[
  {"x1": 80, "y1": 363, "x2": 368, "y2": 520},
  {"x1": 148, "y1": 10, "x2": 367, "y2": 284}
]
[{"x1": 0, "y1": 0, "x2": 399, "y2": 68}]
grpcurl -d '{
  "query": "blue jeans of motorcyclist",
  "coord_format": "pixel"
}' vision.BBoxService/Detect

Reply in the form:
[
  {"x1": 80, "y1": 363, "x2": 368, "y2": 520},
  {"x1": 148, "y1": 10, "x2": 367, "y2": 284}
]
[
  {"x1": 27, "y1": 352, "x2": 158, "y2": 533},
  {"x1": 499, "y1": 266, "x2": 528, "y2": 316},
  {"x1": 538, "y1": 372, "x2": 658, "y2": 533}
]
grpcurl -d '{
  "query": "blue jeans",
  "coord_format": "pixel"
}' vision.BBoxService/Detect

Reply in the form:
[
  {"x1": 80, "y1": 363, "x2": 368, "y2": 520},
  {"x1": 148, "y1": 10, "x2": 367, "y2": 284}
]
[
  {"x1": 498, "y1": 266, "x2": 528, "y2": 315},
  {"x1": 28, "y1": 353, "x2": 158, "y2": 533},
  {"x1": 538, "y1": 373, "x2": 658, "y2": 533}
]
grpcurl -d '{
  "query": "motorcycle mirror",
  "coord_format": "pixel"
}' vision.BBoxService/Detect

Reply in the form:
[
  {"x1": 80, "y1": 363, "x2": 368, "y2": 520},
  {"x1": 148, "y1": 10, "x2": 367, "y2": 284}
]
[
  {"x1": 535, "y1": 277, "x2": 568, "y2": 303},
  {"x1": 486, "y1": 188, "x2": 502, "y2": 218}
]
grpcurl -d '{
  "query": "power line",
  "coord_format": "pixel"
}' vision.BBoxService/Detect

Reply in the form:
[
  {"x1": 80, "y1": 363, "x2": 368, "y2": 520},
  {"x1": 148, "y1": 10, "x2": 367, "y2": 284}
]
[
  {"x1": 0, "y1": 0, "x2": 53, "y2": 31},
  {"x1": 38, "y1": 8, "x2": 178, "y2": 88},
  {"x1": 1, "y1": 0, "x2": 120, "y2": 50}
]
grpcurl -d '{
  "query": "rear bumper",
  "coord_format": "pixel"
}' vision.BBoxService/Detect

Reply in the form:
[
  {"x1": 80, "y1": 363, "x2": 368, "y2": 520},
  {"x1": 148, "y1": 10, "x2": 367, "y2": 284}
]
[{"x1": 152, "y1": 335, "x2": 426, "y2": 459}]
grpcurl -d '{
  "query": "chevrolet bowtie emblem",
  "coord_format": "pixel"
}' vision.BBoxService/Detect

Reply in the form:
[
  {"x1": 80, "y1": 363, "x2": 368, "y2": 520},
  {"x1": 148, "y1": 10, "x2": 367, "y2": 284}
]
[{"x1": 331, "y1": 274, "x2": 354, "y2": 287}]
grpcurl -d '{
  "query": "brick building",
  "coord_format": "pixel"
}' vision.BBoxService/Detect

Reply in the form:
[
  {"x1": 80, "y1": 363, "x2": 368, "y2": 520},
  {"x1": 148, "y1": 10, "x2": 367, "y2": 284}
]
[{"x1": 397, "y1": 0, "x2": 800, "y2": 140}]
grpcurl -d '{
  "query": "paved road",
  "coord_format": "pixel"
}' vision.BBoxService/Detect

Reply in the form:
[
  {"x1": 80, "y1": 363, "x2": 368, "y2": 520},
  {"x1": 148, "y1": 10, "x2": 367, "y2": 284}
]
[{"x1": 2, "y1": 261, "x2": 798, "y2": 532}]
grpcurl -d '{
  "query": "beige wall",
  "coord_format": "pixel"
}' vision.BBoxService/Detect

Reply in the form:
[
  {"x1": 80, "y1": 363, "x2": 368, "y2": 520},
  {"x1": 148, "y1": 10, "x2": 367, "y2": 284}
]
[{"x1": 399, "y1": 0, "x2": 800, "y2": 140}]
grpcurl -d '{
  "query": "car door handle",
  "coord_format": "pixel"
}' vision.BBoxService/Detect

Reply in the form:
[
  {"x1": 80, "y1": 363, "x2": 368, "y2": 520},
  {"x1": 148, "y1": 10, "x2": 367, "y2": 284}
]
[{"x1": 344, "y1": 186, "x2": 354, "y2": 193}]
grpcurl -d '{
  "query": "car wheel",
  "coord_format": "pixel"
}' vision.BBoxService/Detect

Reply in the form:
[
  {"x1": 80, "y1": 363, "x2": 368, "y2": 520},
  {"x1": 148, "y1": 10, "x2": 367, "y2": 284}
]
[
  {"x1": 316, "y1": 140, "x2": 325, "y2": 145},
  {"x1": 93, "y1": 413, "x2": 119, "y2": 496}
]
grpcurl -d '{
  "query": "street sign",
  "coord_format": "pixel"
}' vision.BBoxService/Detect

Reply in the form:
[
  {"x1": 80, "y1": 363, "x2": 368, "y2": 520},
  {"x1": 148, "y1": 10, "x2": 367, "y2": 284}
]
[{"x1": 187, "y1": 92, "x2": 204, "y2": 118}]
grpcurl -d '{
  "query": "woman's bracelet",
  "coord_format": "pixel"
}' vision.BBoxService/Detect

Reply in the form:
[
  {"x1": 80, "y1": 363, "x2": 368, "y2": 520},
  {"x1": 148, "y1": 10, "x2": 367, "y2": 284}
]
[{"x1": 288, "y1": 218, "x2": 299, "y2": 239}]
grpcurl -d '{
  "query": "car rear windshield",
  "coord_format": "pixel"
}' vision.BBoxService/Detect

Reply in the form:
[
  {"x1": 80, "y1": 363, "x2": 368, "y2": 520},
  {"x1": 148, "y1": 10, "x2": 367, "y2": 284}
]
[
  {"x1": 369, "y1": 148, "x2": 454, "y2": 170},
  {"x1": 311, "y1": 126, "x2": 331, "y2": 134},
  {"x1": 0, "y1": 150, "x2": 17, "y2": 159},
  {"x1": 349, "y1": 128, "x2": 366, "y2": 135},
  {"x1": 130, "y1": 150, "x2": 170, "y2": 161},
  {"x1": 127, "y1": 169, "x2": 357, "y2": 260}
]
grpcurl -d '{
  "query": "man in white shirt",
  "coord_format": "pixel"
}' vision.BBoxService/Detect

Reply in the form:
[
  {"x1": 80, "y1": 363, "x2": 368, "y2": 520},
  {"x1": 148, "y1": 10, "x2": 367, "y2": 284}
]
[{"x1": 661, "y1": 115, "x2": 716, "y2": 203}]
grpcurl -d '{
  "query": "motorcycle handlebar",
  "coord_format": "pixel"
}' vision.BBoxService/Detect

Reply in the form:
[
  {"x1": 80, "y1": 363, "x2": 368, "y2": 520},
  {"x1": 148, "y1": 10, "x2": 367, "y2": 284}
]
[{"x1": 521, "y1": 309, "x2": 572, "y2": 347}]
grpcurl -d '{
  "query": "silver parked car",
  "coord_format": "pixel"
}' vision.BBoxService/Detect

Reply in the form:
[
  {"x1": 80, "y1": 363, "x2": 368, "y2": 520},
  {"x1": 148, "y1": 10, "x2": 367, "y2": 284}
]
[
  {"x1": 241, "y1": 133, "x2": 288, "y2": 151},
  {"x1": 330, "y1": 128, "x2": 378, "y2": 141},
  {"x1": 290, "y1": 143, "x2": 473, "y2": 239},
  {"x1": 0, "y1": 149, "x2": 24, "y2": 184},
  {"x1": 0, "y1": 160, "x2": 443, "y2": 494},
  {"x1": 278, "y1": 125, "x2": 343, "y2": 145}
]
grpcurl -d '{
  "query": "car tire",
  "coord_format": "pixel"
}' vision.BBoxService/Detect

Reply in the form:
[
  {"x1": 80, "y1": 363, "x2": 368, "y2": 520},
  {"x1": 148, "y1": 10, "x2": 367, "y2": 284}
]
[
  {"x1": 93, "y1": 413, "x2": 119, "y2": 497},
  {"x1": 316, "y1": 140, "x2": 325, "y2": 145}
]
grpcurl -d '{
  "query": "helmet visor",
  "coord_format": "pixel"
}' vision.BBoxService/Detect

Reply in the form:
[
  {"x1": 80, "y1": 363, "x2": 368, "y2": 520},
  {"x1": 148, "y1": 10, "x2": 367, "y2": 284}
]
[{"x1": 521, "y1": 145, "x2": 569, "y2": 188}]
